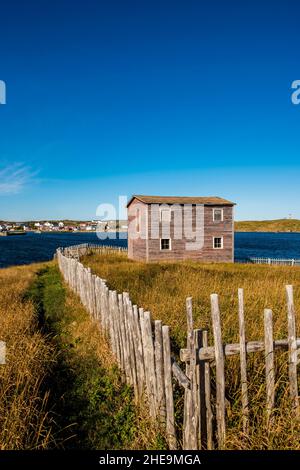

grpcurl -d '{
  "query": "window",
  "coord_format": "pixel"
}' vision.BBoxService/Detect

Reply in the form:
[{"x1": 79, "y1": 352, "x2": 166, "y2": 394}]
[
  {"x1": 136, "y1": 208, "x2": 140, "y2": 233},
  {"x1": 160, "y1": 208, "x2": 171, "y2": 222},
  {"x1": 160, "y1": 238, "x2": 171, "y2": 250},
  {"x1": 213, "y1": 208, "x2": 223, "y2": 222},
  {"x1": 213, "y1": 237, "x2": 223, "y2": 249}
]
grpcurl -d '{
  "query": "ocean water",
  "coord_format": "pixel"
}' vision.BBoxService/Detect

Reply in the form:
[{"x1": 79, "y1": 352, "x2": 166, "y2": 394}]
[
  {"x1": 0, "y1": 231, "x2": 300, "y2": 269},
  {"x1": 0, "y1": 232, "x2": 127, "y2": 268}
]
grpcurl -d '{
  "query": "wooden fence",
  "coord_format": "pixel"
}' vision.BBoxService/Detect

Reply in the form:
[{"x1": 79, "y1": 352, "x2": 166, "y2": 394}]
[
  {"x1": 57, "y1": 244, "x2": 300, "y2": 450},
  {"x1": 249, "y1": 257, "x2": 300, "y2": 267},
  {"x1": 62, "y1": 243, "x2": 127, "y2": 259}
]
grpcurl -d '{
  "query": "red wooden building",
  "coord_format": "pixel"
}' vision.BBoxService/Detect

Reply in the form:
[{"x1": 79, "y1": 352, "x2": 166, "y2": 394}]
[{"x1": 127, "y1": 195, "x2": 235, "y2": 262}]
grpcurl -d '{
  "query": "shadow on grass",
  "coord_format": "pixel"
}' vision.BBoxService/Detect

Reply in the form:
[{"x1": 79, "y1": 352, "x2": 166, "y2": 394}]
[{"x1": 24, "y1": 265, "x2": 136, "y2": 449}]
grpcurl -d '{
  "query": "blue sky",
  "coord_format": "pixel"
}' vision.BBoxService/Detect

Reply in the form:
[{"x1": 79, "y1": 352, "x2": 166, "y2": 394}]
[{"x1": 0, "y1": 0, "x2": 300, "y2": 220}]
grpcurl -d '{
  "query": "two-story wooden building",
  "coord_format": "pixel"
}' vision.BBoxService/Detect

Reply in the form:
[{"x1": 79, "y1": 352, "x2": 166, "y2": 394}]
[{"x1": 127, "y1": 195, "x2": 235, "y2": 262}]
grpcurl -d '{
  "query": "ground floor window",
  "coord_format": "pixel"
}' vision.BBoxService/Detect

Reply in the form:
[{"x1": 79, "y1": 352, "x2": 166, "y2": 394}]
[
  {"x1": 213, "y1": 236, "x2": 223, "y2": 249},
  {"x1": 160, "y1": 238, "x2": 171, "y2": 250}
]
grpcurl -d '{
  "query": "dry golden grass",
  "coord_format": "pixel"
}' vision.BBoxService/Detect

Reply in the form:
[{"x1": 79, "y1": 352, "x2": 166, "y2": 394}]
[
  {"x1": 82, "y1": 252, "x2": 300, "y2": 449},
  {"x1": 81, "y1": 252, "x2": 300, "y2": 347},
  {"x1": 0, "y1": 263, "x2": 56, "y2": 450},
  {"x1": 0, "y1": 261, "x2": 160, "y2": 450},
  {"x1": 27, "y1": 263, "x2": 160, "y2": 450},
  {"x1": 2, "y1": 255, "x2": 298, "y2": 449},
  {"x1": 63, "y1": 274, "x2": 162, "y2": 450}
]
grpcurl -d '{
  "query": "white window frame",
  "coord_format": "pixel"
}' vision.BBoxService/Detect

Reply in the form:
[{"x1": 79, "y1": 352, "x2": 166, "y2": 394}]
[
  {"x1": 160, "y1": 238, "x2": 172, "y2": 251},
  {"x1": 160, "y1": 207, "x2": 171, "y2": 222},
  {"x1": 213, "y1": 208, "x2": 223, "y2": 222},
  {"x1": 213, "y1": 236, "x2": 223, "y2": 250}
]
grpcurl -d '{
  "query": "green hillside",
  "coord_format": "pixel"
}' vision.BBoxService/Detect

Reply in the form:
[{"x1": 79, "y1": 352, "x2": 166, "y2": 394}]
[{"x1": 235, "y1": 219, "x2": 300, "y2": 232}]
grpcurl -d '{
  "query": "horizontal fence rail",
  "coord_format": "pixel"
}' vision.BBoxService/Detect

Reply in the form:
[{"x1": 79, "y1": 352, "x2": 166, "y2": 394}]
[
  {"x1": 61, "y1": 243, "x2": 127, "y2": 259},
  {"x1": 249, "y1": 257, "x2": 300, "y2": 266},
  {"x1": 57, "y1": 244, "x2": 300, "y2": 450}
]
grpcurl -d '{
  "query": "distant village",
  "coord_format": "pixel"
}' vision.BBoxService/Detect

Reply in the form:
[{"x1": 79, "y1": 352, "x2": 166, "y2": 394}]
[{"x1": 0, "y1": 220, "x2": 128, "y2": 233}]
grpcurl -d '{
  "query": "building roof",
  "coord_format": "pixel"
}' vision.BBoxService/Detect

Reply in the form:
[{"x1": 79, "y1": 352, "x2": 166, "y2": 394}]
[{"x1": 127, "y1": 195, "x2": 235, "y2": 207}]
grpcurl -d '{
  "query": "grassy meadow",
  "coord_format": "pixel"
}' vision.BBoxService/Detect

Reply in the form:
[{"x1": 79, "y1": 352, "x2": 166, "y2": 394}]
[
  {"x1": 1, "y1": 253, "x2": 300, "y2": 449},
  {"x1": 235, "y1": 218, "x2": 300, "y2": 232},
  {"x1": 81, "y1": 251, "x2": 300, "y2": 449},
  {"x1": 0, "y1": 263, "x2": 55, "y2": 449},
  {"x1": 0, "y1": 262, "x2": 157, "y2": 450}
]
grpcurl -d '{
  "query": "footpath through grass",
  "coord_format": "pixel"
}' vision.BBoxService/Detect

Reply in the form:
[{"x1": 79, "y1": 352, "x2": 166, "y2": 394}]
[{"x1": 26, "y1": 264, "x2": 143, "y2": 449}]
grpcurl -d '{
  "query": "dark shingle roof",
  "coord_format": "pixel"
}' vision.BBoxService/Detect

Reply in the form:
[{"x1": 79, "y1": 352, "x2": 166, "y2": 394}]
[{"x1": 127, "y1": 195, "x2": 235, "y2": 207}]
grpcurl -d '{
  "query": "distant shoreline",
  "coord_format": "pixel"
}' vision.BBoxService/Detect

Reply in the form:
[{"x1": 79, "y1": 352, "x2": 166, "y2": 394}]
[
  {"x1": 235, "y1": 230, "x2": 300, "y2": 233},
  {"x1": 14, "y1": 228, "x2": 300, "y2": 235},
  {"x1": 30, "y1": 230, "x2": 128, "y2": 234},
  {"x1": 235, "y1": 219, "x2": 300, "y2": 233}
]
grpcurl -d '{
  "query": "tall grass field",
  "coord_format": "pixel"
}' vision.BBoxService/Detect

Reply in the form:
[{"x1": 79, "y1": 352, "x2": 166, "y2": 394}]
[
  {"x1": 0, "y1": 262, "x2": 156, "y2": 450},
  {"x1": 81, "y1": 251, "x2": 300, "y2": 449},
  {"x1": 1, "y1": 253, "x2": 300, "y2": 449}
]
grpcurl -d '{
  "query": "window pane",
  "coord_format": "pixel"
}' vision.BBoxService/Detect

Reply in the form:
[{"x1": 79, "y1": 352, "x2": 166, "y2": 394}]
[
  {"x1": 214, "y1": 209, "x2": 222, "y2": 221},
  {"x1": 161, "y1": 239, "x2": 170, "y2": 250},
  {"x1": 161, "y1": 210, "x2": 171, "y2": 222},
  {"x1": 214, "y1": 237, "x2": 222, "y2": 248}
]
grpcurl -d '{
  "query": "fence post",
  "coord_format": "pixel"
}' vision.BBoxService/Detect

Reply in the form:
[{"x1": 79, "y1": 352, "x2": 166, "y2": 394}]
[
  {"x1": 154, "y1": 320, "x2": 166, "y2": 423},
  {"x1": 264, "y1": 308, "x2": 275, "y2": 427},
  {"x1": 210, "y1": 293, "x2": 226, "y2": 449},
  {"x1": 202, "y1": 330, "x2": 213, "y2": 450},
  {"x1": 286, "y1": 285, "x2": 299, "y2": 414},
  {"x1": 127, "y1": 301, "x2": 140, "y2": 401},
  {"x1": 194, "y1": 329, "x2": 207, "y2": 449},
  {"x1": 238, "y1": 288, "x2": 249, "y2": 435},
  {"x1": 123, "y1": 294, "x2": 139, "y2": 398},
  {"x1": 133, "y1": 305, "x2": 146, "y2": 399},
  {"x1": 183, "y1": 297, "x2": 196, "y2": 449},
  {"x1": 142, "y1": 311, "x2": 157, "y2": 418},
  {"x1": 162, "y1": 325, "x2": 177, "y2": 450},
  {"x1": 118, "y1": 293, "x2": 129, "y2": 380}
]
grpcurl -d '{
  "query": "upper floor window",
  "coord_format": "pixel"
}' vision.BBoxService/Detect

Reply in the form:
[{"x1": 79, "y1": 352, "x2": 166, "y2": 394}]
[
  {"x1": 213, "y1": 208, "x2": 223, "y2": 222},
  {"x1": 136, "y1": 208, "x2": 141, "y2": 233},
  {"x1": 160, "y1": 208, "x2": 171, "y2": 223}
]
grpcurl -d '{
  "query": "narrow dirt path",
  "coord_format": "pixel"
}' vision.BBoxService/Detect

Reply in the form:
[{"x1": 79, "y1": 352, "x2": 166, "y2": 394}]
[{"x1": 26, "y1": 263, "x2": 139, "y2": 449}]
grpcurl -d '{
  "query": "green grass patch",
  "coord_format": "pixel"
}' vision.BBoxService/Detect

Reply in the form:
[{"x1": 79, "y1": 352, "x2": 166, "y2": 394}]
[
  {"x1": 26, "y1": 264, "x2": 137, "y2": 449},
  {"x1": 235, "y1": 218, "x2": 300, "y2": 232}
]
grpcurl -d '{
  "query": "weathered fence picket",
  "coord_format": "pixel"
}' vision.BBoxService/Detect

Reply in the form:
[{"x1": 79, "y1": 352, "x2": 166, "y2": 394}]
[
  {"x1": 286, "y1": 285, "x2": 299, "y2": 414},
  {"x1": 238, "y1": 288, "x2": 249, "y2": 434},
  {"x1": 154, "y1": 320, "x2": 166, "y2": 422},
  {"x1": 264, "y1": 308, "x2": 275, "y2": 426},
  {"x1": 57, "y1": 244, "x2": 300, "y2": 451},
  {"x1": 202, "y1": 330, "x2": 213, "y2": 450},
  {"x1": 210, "y1": 293, "x2": 226, "y2": 449},
  {"x1": 162, "y1": 325, "x2": 177, "y2": 450},
  {"x1": 183, "y1": 297, "x2": 196, "y2": 449}
]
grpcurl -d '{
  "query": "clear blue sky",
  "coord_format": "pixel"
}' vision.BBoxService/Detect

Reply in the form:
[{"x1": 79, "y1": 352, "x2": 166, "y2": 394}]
[{"x1": 0, "y1": 0, "x2": 299, "y2": 221}]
